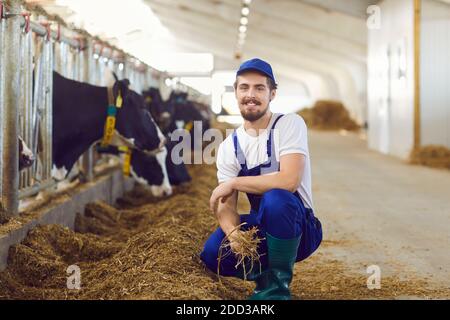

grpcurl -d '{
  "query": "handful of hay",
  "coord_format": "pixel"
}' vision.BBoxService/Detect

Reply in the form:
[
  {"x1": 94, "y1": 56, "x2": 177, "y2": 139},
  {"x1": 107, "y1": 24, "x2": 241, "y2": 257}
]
[{"x1": 217, "y1": 223, "x2": 264, "y2": 281}]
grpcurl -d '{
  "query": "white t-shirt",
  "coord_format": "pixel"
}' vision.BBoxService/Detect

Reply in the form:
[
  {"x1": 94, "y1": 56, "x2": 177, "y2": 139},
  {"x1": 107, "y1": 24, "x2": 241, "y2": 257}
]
[{"x1": 217, "y1": 113, "x2": 314, "y2": 210}]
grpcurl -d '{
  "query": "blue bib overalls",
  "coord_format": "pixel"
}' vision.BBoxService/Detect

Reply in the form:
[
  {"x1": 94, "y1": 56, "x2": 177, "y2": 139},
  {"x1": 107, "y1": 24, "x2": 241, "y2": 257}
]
[{"x1": 201, "y1": 115, "x2": 323, "y2": 278}]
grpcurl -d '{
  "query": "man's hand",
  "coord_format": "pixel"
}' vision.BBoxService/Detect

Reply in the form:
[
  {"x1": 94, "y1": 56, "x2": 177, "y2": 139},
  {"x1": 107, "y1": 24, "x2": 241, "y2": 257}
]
[
  {"x1": 228, "y1": 229, "x2": 245, "y2": 253},
  {"x1": 210, "y1": 180, "x2": 236, "y2": 215}
]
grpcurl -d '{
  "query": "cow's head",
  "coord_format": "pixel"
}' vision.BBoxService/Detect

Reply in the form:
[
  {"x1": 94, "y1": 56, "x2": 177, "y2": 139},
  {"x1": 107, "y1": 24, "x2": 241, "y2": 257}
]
[
  {"x1": 112, "y1": 76, "x2": 162, "y2": 152},
  {"x1": 106, "y1": 132, "x2": 172, "y2": 197},
  {"x1": 131, "y1": 147, "x2": 173, "y2": 197},
  {"x1": 143, "y1": 88, "x2": 172, "y2": 131},
  {"x1": 172, "y1": 92, "x2": 188, "y2": 104},
  {"x1": 18, "y1": 136, "x2": 35, "y2": 171},
  {"x1": 165, "y1": 139, "x2": 192, "y2": 186}
]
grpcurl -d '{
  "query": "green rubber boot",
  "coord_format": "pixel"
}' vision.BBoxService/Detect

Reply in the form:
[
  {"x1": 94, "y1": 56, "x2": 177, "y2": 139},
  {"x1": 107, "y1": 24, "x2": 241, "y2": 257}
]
[
  {"x1": 249, "y1": 233, "x2": 301, "y2": 300},
  {"x1": 235, "y1": 257, "x2": 268, "y2": 299}
]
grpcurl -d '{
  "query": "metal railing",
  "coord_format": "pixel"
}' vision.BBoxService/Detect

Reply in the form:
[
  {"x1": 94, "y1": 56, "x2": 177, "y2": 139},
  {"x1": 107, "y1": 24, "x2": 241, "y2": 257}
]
[{"x1": 0, "y1": 0, "x2": 168, "y2": 217}]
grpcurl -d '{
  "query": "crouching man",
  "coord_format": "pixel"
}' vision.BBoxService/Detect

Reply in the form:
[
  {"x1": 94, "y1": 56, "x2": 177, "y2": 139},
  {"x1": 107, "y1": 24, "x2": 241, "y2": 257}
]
[{"x1": 201, "y1": 58, "x2": 323, "y2": 300}]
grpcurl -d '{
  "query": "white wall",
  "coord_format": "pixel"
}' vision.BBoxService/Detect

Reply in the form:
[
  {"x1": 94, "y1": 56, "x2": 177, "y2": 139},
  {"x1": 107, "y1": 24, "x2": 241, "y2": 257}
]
[
  {"x1": 368, "y1": 0, "x2": 416, "y2": 159},
  {"x1": 420, "y1": 0, "x2": 450, "y2": 148}
]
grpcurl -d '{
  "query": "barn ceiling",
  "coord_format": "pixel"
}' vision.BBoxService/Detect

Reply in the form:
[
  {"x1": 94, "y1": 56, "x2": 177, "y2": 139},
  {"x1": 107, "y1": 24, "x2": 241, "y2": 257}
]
[
  {"x1": 141, "y1": 0, "x2": 377, "y2": 118},
  {"x1": 25, "y1": 0, "x2": 380, "y2": 117}
]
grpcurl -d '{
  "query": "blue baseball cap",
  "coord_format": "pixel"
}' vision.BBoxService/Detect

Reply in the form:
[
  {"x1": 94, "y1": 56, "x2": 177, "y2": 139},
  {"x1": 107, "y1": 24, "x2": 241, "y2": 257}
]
[{"x1": 237, "y1": 58, "x2": 276, "y2": 84}]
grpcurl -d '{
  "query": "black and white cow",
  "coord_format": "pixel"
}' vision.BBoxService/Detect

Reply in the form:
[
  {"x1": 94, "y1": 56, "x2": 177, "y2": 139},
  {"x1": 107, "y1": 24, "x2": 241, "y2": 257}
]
[
  {"x1": 52, "y1": 71, "x2": 162, "y2": 180},
  {"x1": 18, "y1": 136, "x2": 35, "y2": 171},
  {"x1": 142, "y1": 88, "x2": 194, "y2": 186},
  {"x1": 100, "y1": 134, "x2": 191, "y2": 190},
  {"x1": 143, "y1": 89, "x2": 210, "y2": 137},
  {"x1": 163, "y1": 92, "x2": 211, "y2": 160},
  {"x1": 95, "y1": 142, "x2": 166, "y2": 190},
  {"x1": 105, "y1": 132, "x2": 174, "y2": 196},
  {"x1": 167, "y1": 91, "x2": 211, "y2": 134},
  {"x1": 143, "y1": 87, "x2": 172, "y2": 133},
  {"x1": 164, "y1": 139, "x2": 192, "y2": 186}
]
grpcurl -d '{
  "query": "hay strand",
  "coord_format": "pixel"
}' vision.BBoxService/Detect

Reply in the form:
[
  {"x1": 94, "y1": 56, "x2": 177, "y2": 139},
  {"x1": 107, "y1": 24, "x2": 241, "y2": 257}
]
[{"x1": 217, "y1": 223, "x2": 264, "y2": 282}]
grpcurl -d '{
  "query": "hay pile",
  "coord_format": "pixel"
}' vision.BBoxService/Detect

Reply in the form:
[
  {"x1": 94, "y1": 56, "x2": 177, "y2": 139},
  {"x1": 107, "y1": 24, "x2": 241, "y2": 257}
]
[
  {"x1": 4, "y1": 225, "x2": 121, "y2": 290},
  {"x1": 299, "y1": 100, "x2": 360, "y2": 131},
  {"x1": 410, "y1": 145, "x2": 450, "y2": 170},
  {"x1": 0, "y1": 165, "x2": 253, "y2": 300}
]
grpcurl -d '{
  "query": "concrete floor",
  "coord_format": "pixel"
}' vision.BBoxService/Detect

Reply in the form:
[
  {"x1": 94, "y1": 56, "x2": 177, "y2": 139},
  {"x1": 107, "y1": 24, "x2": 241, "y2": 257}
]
[{"x1": 310, "y1": 130, "x2": 450, "y2": 288}]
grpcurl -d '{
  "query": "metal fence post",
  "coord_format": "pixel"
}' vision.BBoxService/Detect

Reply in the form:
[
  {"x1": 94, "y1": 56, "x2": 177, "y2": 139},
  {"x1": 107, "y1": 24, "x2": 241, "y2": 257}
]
[
  {"x1": 0, "y1": 0, "x2": 21, "y2": 216},
  {"x1": 80, "y1": 43, "x2": 94, "y2": 182},
  {"x1": 0, "y1": 0, "x2": 5, "y2": 209},
  {"x1": 42, "y1": 33, "x2": 54, "y2": 183},
  {"x1": 19, "y1": 26, "x2": 34, "y2": 190}
]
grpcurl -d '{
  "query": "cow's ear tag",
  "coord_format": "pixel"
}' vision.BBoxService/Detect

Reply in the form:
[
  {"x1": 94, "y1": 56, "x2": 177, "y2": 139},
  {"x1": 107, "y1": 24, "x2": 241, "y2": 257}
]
[
  {"x1": 118, "y1": 146, "x2": 130, "y2": 154},
  {"x1": 116, "y1": 92, "x2": 123, "y2": 108},
  {"x1": 185, "y1": 121, "x2": 194, "y2": 132},
  {"x1": 123, "y1": 149, "x2": 132, "y2": 177}
]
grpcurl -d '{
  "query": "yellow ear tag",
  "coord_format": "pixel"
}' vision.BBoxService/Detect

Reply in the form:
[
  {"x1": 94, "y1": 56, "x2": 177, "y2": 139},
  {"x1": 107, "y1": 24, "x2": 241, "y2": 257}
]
[
  {"x1": 116, "y1": 92, "x2": 123, "y2": 108},
  {"x1": 184, "y1": 121, "x2": 194, "y2": 132},
  {"x1": 102, "y1": 116, "x2": 116, "y2": 147},
  {"x1": 123, "y1": 150, "x2": 132, "y2": 177},
  {"x1": 118, "y1": 146, "x2": 129, "y2": 153}
]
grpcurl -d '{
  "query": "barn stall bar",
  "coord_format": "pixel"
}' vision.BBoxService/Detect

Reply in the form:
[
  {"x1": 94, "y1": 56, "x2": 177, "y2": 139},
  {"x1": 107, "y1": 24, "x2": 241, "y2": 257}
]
[{"x1": 0, "y1": 0, "x2": 165, "y2": 217}]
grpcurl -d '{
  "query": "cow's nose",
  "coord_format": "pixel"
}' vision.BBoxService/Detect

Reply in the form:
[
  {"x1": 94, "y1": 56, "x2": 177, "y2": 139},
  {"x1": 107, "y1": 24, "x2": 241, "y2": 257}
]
[
  {"x1": 26, "y1": 156, "x2": 35, "y2": 165},
  {"x1": 20, "y1": 156, "x2": 35, "y2": 170},
  {"x1": 161, "y1": 112, "x2": 171, "y2": 120}
]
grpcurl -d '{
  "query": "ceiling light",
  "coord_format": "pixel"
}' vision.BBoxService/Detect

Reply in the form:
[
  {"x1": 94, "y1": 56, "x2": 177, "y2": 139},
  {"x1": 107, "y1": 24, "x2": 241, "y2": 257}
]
[
  {"x1": 243, "y1": 0, "x2": 252, "y2": 5},
  {"x1": 239, "y1": 25, "x2": 247, "y2": 33},
  {"x1": 240, "y1": 17, "x2": 248, "y2": 25},
  {"x1": 241, "y1": 7, "x2": 250, "y2": 16}
]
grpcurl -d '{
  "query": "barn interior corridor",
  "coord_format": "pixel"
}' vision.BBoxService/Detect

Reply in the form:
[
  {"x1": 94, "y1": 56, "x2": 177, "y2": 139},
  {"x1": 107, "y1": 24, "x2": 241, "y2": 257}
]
[{"x1": 1, "y1": 0, "x2": 450, "y2": 305}]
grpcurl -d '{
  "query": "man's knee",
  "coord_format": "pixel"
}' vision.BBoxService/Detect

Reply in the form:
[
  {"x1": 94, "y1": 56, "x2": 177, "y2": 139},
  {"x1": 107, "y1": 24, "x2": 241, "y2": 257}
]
[
  {"x1": 261, "y1": 189, "x2": 298, "y2": 215},
  {"x1": 200, "y1": 250, "x2": 217, "y2": 273},
  {"x1": 201, "y1": 242, "x2": 240, "y2": 277},
  {"x1": 260, "y1": 189, "x2": 301, "y2": 238},
  {"x1": 201, "y1": 229, "x2": 237, "y2": 276}
]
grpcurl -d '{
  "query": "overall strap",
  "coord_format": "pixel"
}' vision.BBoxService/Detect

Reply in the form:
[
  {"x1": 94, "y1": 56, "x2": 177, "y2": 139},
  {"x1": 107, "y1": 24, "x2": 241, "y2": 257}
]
[
  {"x1": 233, "y1": 130, "x2": 248, "y2": 170},
  {"x1": 267, "y1": 114, "x2": 285, "y2": 158},
  {"x1": 233, "y1": 114, "x2": 284, "y2": 170}
]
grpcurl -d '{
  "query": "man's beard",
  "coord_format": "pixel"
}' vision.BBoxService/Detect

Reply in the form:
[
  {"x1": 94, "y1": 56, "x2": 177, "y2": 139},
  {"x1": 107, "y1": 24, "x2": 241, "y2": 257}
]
[{"x1": 240, "y1": 98, "x2": 270, "y2": 122}]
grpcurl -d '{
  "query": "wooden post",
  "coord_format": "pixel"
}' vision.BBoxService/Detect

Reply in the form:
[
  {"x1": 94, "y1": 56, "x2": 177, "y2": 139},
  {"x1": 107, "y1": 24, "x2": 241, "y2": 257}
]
[{"x1": 414, "y1": 0, "x2": 422, "y2": 149}]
